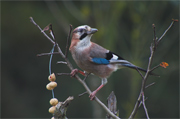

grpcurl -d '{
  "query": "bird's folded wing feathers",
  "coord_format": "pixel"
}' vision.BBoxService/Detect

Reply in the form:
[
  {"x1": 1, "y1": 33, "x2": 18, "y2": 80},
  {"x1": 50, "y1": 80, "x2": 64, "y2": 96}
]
[
  {"x1": 91, "y1": 58, "x2": 132, "y2": 65},
  {"x1": 91, "y1": 58, "x2": 109, "y2": 64}
]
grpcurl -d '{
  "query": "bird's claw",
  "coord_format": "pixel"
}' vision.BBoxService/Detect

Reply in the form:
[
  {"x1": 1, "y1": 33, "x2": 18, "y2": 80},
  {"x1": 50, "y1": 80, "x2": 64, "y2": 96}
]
[
  {"x1": 70, "y1": 69, "x2": 85, "y2": 77},
  {"x1": 89, "y1": 91, "x2": 97, "y2": 101},
  {"x1": 70, "y1": 69, "x2": 79, "y2": 77}
]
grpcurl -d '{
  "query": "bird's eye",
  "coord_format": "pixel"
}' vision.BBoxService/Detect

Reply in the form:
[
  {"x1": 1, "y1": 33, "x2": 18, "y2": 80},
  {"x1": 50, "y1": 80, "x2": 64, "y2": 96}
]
[{"x1": 79, "y1": 29, "x2": 84, "y2": 33}]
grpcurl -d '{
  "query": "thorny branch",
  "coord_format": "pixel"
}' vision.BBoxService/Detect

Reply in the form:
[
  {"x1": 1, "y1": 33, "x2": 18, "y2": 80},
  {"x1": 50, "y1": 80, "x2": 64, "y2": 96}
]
[
  {"x1": 129, "y1": 19, "x2": 178, "y2": 119},
  {"x1": 30, "y1": 17, "x2": 120, "y2": 119}
]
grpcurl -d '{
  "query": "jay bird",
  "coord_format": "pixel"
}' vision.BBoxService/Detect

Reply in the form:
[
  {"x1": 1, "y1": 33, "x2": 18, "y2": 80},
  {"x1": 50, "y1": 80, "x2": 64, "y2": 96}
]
[{"x1": 69, "y1": 25, "x2": 156, "y2": 100}]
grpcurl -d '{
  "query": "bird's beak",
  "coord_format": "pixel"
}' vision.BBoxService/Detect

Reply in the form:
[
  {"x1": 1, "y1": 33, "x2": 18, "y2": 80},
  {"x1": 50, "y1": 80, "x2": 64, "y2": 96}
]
[{"x1": 87, "y1": 28, "x2": 98, "y2": 35}]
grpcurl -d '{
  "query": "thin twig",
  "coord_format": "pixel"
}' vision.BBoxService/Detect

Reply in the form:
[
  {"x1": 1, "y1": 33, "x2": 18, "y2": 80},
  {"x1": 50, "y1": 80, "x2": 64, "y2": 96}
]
[
  {"x1": 152, "y1": 24, "x2": 157, "y2": 50},
  {"x1": 78, "y1": 91, "x2": 88, "y2": 97},
  {"x1": 65, "y1": 24, "x2": 73, "y2": 58},
  {"x1": 150, "y1": 64, "x2": 160, "y2": 72},
  {"x1": 157, "y1": 20, "x2": 176, "y2": 44},
  {"x1": 142, "y1": 92, "x2": 150, "y2": 119},
  {"x1": 138, "y1": 97, "x2": 148, "y2": 108},
  {"x1": 37, "y1": 52, "x2": 60, "y2": 57},
  {"x1": 56, "y1": 73, "x2": 71, "y2": 76},
  {"x1": 145, "y1": 82, "x2": 155, "y2": 89},
  {"x1": 152, "y1": 24, "x2": 156, "y2": 41},
  {"x1": 135, "y1": 67, "x2": 144, "y2": 79},
  {"x1": 56, "y1": 43, "x2": 65, "y2": 59},
  {"x1": 57, "y1": 61, "x2": 67, "y2": 64},
  {"x1": 129, "y1": 93, "x2": 142, "y2": 118}
]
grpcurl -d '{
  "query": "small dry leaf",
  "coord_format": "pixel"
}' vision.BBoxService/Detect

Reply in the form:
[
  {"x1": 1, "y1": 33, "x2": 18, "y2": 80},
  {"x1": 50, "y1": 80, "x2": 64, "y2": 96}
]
[
  {"x1": 160, "y1": 62, "x2": 169, "y2": 68},
  {"x1": 172, "y1": 19, "x2": 179, "y2": 22}
]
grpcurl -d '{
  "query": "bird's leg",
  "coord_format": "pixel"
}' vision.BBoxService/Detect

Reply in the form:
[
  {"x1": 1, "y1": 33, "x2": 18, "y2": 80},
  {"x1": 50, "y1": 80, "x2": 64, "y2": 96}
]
[
  {"x1": 89, "y1": 78, "x2": 107, "y2": 100},
  {"x1": 89, "y1": 84, "x2": 104, "y2": 100},
  {"x1": 70, "y1": 69, "x2": 85, "y2": 77}
]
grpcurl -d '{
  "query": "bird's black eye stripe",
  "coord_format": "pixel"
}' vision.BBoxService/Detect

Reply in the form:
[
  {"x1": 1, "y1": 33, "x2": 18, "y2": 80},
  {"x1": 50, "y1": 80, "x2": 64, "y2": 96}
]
[
  {"x1": 106, "y1": 51, "x2": 124, "y2": 60},
  {"x1": 80, "y1": 33, "x2": 88, "y2": 40}
]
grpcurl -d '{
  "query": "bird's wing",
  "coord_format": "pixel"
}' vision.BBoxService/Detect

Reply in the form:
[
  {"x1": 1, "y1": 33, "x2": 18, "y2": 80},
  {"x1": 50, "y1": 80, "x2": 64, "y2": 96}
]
[
  {"x1": 88, "y1": 43, "x2": 159, "y2": 76},
  {"x1": 89, "y1": 43, "x2": 125, "y2": 65}
]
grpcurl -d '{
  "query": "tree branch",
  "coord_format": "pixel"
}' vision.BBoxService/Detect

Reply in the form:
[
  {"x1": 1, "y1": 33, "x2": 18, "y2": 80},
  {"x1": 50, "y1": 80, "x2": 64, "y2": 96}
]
[{"x1": 129, "y1": 20, "x2": 177, "y2": 119}]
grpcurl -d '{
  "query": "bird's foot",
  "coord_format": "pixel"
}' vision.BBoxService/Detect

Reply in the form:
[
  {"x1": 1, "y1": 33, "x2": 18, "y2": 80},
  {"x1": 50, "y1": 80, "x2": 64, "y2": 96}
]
[
  {"x1": 70, "y1": 69, "x2": 79, "y2": 77},
  {"x1": 89, "y1": 84, "x2": 105, "y2": 100},
  {"x1": 89, "y1": 91, "x2": 97, "y2": 101},
  {"x1": 70, "y1": 69, "x2": 85, "y2": 77}
]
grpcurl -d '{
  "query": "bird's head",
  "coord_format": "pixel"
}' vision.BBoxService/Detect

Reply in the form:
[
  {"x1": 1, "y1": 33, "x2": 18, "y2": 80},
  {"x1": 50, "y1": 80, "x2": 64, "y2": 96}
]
[{"x1": 72, "y1": 25, "x2": 98, "y2": 40}]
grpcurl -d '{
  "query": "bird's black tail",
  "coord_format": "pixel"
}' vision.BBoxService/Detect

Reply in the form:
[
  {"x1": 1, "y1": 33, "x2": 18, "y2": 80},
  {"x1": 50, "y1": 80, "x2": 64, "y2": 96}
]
[
  {"x1": 122, "y1": 64, "x2": 159, "y2": 77},
  {"x1": 110, "y1": 59, "x2": 159, "y2": 76}
]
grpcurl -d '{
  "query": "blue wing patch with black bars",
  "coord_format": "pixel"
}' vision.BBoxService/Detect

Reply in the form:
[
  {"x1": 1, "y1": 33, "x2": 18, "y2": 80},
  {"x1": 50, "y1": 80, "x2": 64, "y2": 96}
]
[{"x1": 92, "y1": 58, "x2": 109, "y2": 64}]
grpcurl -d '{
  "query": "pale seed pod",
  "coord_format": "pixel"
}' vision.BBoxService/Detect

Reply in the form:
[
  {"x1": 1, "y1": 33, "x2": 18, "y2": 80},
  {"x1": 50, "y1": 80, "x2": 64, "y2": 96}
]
[
  {"x1": 49, "y1": 82, "x2": 57, "y2": 88},
  {"x1": 48, "y1": 73, "x2": 56, "y2": 82},
  {"x1": 46, "y1": 82, "x2": 57, "y2": 90},
  {"x1": 51, "y1": 117, "x2": 55, "y2": 119},
  {"x1": 46, "y1": 83, "x2": 53, "y2": 90},
  {"x1": 50, "y1": 98, "x2": 58, "y2": 106},
  {"x1": 49, "y1": 106, "x2": 56, "y2": 114}
]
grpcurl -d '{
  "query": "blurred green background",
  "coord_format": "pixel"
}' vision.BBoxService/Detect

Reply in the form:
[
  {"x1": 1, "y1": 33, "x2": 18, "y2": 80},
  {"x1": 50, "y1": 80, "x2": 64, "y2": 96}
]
[{"x1": 1, "y1": 1, "x2": 179, "y2": 118}]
